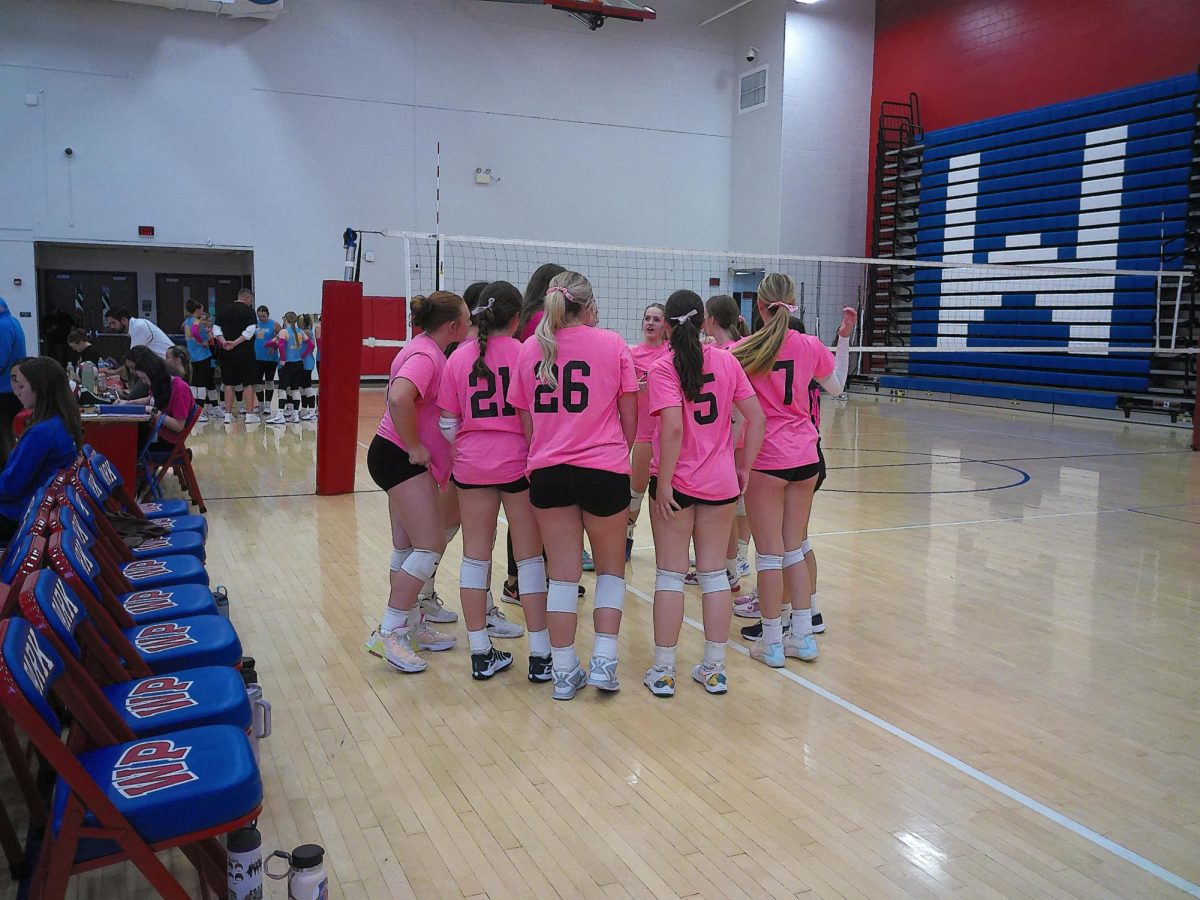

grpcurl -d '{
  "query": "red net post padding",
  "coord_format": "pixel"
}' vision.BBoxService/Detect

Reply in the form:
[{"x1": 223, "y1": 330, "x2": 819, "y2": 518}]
[{"x1": 317, "y1": 281, "x2": 364, "y2": 495}]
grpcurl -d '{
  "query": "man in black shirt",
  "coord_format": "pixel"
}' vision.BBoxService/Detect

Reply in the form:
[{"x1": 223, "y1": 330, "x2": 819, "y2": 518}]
[{"x1": 213, "y1": 288, "x2": 260, "y2": 424}]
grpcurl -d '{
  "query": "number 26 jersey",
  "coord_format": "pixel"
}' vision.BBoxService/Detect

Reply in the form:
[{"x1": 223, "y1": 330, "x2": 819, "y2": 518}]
[
  {"x1": 438, "y1": 335, "x2": 529, "y2": 486},
  {"x1": 508, "y1": 325, "x2": 639, "y2": 476}
]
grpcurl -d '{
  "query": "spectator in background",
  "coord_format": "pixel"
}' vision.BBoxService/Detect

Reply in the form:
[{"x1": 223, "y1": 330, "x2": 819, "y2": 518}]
[
  {"x1": 105, "y1": 305, "x2": 174, "y2": 358},
  {"x1": 0, "y1": 356, "x2": 80, "y2": 540},
  {"x1": 43, "y1": 307, "x2": 75, "y2": 366},
  {"x1": 67, "y1": 329, "x2": 103, "y2": 366},
  {"x1": 125, "y1": 345, "x2": 194, "y2": 451},
  {"x1": 0, "y1": 298, "x2": 30, "y2": 465}
]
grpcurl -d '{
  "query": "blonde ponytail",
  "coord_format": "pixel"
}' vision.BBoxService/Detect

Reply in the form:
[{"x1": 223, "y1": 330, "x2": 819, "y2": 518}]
[
  {"x1": 535, "y1": 271, "x2": 594, "y2": 389},
  {"x1": 731, "y1": 273, "x2": 796, "y2": 376}
]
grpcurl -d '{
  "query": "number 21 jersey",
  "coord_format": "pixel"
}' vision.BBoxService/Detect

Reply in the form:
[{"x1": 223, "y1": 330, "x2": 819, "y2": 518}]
[
  {"x1": 508, "y1": 325, "x2": 639, "y2": 475},
  {"x1": 438, "y1": 335, "x2": 529, "y2": 485}
]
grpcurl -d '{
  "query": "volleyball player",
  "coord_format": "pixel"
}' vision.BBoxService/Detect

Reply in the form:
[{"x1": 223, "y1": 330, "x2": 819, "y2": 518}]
[
  {"x1": 508, "y1": 272, "x2": 638, "y2": 700},
  {"x1": 704, "y1": 295, "x2": 757, "y2": 608},
  {"x1": 364, "y1": 292, "x2": 469, "y2": 673},
  {"x1": 644, "y1": 290, "x2": 764, "y2": 697},
  {"x1": 265, "y1": 312, "x2": 305, "y2": 424},
  {"x1": 438, "y1": 281, "x2": 551, "y2": 681},
  {"x1": 731, "y1": 274, "x2": 853, "y2": 667},
  {"x1": 627, "y1": 303, "x2": 668, "y2": 560},
  {"x1": 298, "y1": 313, "x2": 317, "y2": 420},
  {"x1": 184, "y1": 300, "x2": 216, "y2": 421},
  {"x1": 254, "y1": 305, "x2": 279, "y2": 415}
]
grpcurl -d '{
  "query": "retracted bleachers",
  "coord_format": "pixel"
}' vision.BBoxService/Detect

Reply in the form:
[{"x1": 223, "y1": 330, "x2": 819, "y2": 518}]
[{"x1": 880, "y1": 72, "x2": 1199, "y2": 410}]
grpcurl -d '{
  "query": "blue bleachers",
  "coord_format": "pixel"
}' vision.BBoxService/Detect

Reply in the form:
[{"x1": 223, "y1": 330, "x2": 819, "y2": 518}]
[{"x1": 890, "y1": 72, "x2": 1199, "y2": 409}]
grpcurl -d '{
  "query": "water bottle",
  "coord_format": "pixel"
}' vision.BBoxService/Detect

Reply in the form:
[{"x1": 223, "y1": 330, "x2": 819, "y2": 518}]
[
  {"x1": 214, "y1": 585, "x2": 231, "y2": 619},
  {"x1": 247, "y1": 683, "x2": 272, "y2": 762},
  {"x1": 267, "y1": 844, "x2": 329, "y2": 900},
  {"x1": 226, "y1": 824, "x2": 263, "y2": 900},
  {"x1": 81, "y1": 362, "x2": 97, "y2": 393}
]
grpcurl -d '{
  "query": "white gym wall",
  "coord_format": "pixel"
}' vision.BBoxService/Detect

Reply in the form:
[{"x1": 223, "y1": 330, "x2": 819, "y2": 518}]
[{"x1": 0, "y1": 0, "x2": 876, "y2": 344}]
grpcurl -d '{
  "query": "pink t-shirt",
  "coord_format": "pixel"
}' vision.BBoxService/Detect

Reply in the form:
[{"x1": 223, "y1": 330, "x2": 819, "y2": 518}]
[
  {"x1": 648, "y1": 345, "x2": 755, "y2": 501},
  {"x1": 437, "y1": 336, "x2": 529, "y2": 485},
  {"x1": 508, "y1": 325, "x2": 638, "y2": 475},
  {"x1": 631, "y1": 342, "x2": 670, "y2": 444},
  {"x1": 376, "y1": 334, "x2": 452, "y2": 485},
  {"x1": 746, "y1": 330, "x2": 834, "y2": 469},
  {"x1": 519, "y1": 310, "x2": 544, "y2": 342},
  {"x1": 157, "y1": 376, "x2": 195, "y2": 445}
]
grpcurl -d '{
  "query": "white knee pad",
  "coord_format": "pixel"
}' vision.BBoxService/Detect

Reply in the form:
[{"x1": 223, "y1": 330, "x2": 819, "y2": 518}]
[
  {"x1": 755, "y1": 552, "x2": 783, "y2": 572},
  {"x1": 389, "y1": 546, "x2": 413, "y2": 572},
  {"x1": 547, "y1": 579, "x2": 579, "y2": 613},
  {"x1": 629, "y1": 489, "x2": 645, "y2": 511},
  {"x1": 800, "y1": 538, "x2": 812, "y2": 556},
  {"x1": 594, "y1": 573, "x2": 625, "y2": 611},
  {"x1": 654, "y1": 568, "x2": 686, "y2": 593},
  {"x1": 783, "y1": 547, "x2": 807, "y2": 568},
  {"x1": 735, "y1": 495, "x2": 746, "y2": 517},
  {"x1": 304, "y1": 387, "x2": 318, "y2": 398},
  {"x1": 697, "y1": 569, "x2": 729, "y2": 594},
  {"x1": 516, "y1": 556, "x2": 547, "y2": 595},
  {"x1": 401, "y1": 548, "x2": 441, "y2": 582},
  {"x1": 459, "y1": 556, "x2": 489, "y2": 590}
]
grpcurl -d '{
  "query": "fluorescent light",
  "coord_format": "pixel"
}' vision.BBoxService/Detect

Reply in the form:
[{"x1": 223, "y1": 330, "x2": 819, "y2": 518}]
[{"x1": 795, "y1": 0, "x2": 820, "y2": 4}]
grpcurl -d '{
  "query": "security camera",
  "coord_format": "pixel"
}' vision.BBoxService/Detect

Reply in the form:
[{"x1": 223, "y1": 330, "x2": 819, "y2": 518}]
[
  {"x1": 64, "y1": 147, "x2": 74, "y2": 157},
  {"x1": 746, "y1": 47, "x2": 759, "y2": 63}
]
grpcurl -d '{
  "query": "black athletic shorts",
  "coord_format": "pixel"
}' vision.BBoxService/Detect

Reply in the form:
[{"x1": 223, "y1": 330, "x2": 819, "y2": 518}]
[
  {"x1": 452, "y1": 475, "x2": 530, "y2": 493},
  {"x1": 278, "y1": 361, "x2": 304, "y2": 392},
  {"x1": 757, "y1": 460, "x2": 822, "y2": 483},
  {"x1": 648, "y1": 476, "x2": 737, "y2": 509},
  {"x1": 815, "y1": 441, "x2": 826, "y2": 492},
  {"x1": 529, "y1": 464, "x2": 629, "y2": 518},
  {"x1": 192, "y1": 360, "x2": 215, "y2": 391},
  {"x1": 220, "y1": 350, "x2": 256, "y2": 389},
  {"x1": 366, "y1": 435, "x2": 428, "y2": 491},
  {"x1": 257, "y1": 360, "x2": 278, "y2": 384}
]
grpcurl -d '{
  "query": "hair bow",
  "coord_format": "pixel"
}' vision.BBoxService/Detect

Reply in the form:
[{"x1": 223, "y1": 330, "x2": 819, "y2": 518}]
[
  {"x1": 671, "y1": 308, "x2": 699, "y2": 325},
  {"x1": 473, "y1": 297, "x2": 496, "y2": 314},
  {"x1": 549, "y1": 286, "x2": 575, "y2": 302}
]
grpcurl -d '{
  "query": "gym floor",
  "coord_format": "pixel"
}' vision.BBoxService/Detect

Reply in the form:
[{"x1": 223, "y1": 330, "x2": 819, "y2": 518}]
[{"x1": 15, "y1": 390, "x2": 1200, "y2": 898}]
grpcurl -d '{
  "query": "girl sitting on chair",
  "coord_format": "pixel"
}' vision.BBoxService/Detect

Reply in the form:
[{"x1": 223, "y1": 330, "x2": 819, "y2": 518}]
[
  {"x1": 0, "y1": 357, "x2": 81, "y2": 540},
  {"x1": 125, "y1": 346, "x2": 195, "y2": 452}
]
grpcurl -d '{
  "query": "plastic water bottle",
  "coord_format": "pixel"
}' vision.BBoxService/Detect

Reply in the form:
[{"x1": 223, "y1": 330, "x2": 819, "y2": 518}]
[
  {"x1": 226, "y1": 824, "x2": 263, "y2": 900},
  {"x1": 267, "y1": 844, "x2": 329, "y2": 900},
  {"x1": 240, "y1": 663, "x2": 271, "y2": 762}
]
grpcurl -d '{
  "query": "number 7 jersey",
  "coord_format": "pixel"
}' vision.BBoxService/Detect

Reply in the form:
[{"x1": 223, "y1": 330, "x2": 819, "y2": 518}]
[
  {"x1": 438, "y1": 335, "x2": 530, "y2": 486},
  {"x1": 748, "y1": 330, "x2": 834, "y2": 469},
  {"x1": 508, "y1": 325, "x2": 639, "y2": 476}
]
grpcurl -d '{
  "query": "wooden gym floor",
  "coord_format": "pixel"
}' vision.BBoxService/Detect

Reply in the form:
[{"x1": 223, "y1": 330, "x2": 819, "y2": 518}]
[{"x1": 11, "y1": 390, "x2": 1200, "y2": 899}]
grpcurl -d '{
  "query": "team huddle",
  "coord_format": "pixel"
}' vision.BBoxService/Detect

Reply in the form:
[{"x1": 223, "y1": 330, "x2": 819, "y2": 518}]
[{"x1": 364, "y1": 266, "x2": 854, "y2": 700}]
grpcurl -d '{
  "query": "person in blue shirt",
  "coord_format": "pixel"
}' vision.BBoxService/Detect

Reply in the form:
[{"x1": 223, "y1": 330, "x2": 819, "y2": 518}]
[
  {"x1": 253, "y1": 305, "x2": 279, "y2": 415},
  {"x1": 298, "y1": 313, "x2": 317, "y2": 421},
  {"x1": 183, "y1": 300, "x2": 216, "y2": 422},
  {"x1": 0, "y1": 298, "x2": 30, "y2": 465},
  {"x1": 0, "y1": 356, "x2": 80, "y2": 540}
]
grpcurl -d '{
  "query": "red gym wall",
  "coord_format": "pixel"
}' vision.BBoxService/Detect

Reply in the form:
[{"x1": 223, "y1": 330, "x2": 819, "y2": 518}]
[{"x1": 866, "y1": 0, "x2": 1200, "y2": 246}]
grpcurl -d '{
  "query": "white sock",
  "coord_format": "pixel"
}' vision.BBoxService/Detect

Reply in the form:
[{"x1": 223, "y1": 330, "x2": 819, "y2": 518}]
[
  {"x1": 592, "y1": 633, "x2": 618, "y2": 660},
  {"x1": 793, "y1": 607, "x2": 813, "y2": 637},
  {"x1": 737, "y1": 539, "x2": 749, "y2": 560},
  {"x1": 551, "y1": 646, "x2": 578, "y2": 671},
  {"x1": 653, "y1": 645, "x2": 676, "y2": 669},
  {"x1": 762, "y1": 616, "x2": 783, "y2": 645},
  {"x1": 485, "y1": 589, "x2": 495, "y2": 611},
  {"x1": 528, "y1": 629, "x2": 551, "y2": 657},
  {"x1": 726, "y1": 557, "x2": 739, "y2": 580},
  {"x1": 467, "y1": 628, "x2": 491, "y2": 654},
  {"x1": 380, "y1": 607, "x2": 409, "y2": 635},
  {"x1": 810, "y1": 592, "x2": 820, "y2": 615},
  {"x1": 781, "y1": 603, "x2": 792, "y2": 628},
  {"x1": 703, "y1": 640, "x2": 726, "y2": 667}
]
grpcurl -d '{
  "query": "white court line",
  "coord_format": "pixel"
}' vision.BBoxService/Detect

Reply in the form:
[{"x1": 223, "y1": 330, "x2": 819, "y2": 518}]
[{"x1": 619, "y1": 580, "x2": 1200, "y2": 898}]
